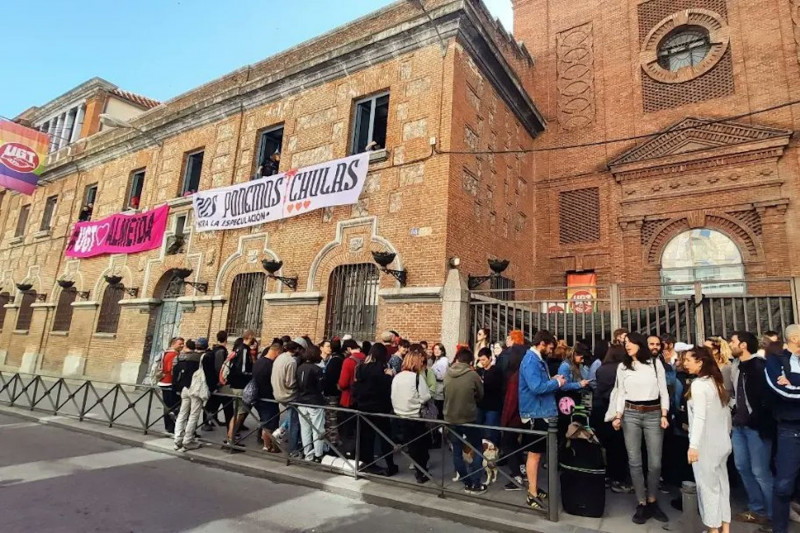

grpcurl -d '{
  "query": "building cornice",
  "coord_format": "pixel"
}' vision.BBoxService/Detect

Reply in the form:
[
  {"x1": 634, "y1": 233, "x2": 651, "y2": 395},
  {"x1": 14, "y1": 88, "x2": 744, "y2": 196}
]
[
  {"x1": 24, "y1": 77, "x2": 116, "y2": 124},
  {"x1": 38, "y1": 0, "x2": 543, "y2": 183}
]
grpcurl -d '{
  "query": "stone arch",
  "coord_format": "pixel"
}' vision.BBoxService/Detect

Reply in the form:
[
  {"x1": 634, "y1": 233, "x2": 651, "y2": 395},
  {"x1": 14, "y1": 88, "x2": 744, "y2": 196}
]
[
  {"x1": 308, "y1": 216, "x2": 402, "y2": 291},
  {"x1": 646, "y1": 213, "x2": 760, "y2": 265},
  {"x1": 152, "y1": 269, "x2": 187, "y2": 300},
  {"x1": 214, "y1": 233, "x2": 280, "y2": 296}
]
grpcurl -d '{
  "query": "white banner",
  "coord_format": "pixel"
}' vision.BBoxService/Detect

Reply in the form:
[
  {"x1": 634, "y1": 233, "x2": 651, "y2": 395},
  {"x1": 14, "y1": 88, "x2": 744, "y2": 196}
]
[{"x1": 192, "y1": 152, "x2": 370, "y2": 232}]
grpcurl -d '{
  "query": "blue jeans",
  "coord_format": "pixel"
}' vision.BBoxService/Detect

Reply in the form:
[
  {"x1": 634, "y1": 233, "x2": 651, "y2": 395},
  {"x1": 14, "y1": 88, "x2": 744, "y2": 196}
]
[
  {"x1": 476, "y1": 408, "x2": 501, "y2": 444},
  {"x1": 282, "y1": 404, "x2": 302, "y2": 454},
  {"x1": 773, "y1": 424, "x2": 800, "y2": 533},
  {"x1": 731, "y1": 426, "x2": 773, "y2": 518},
  {"x1": 448, "y1": 424, "x2": 483, "y2": 488}
]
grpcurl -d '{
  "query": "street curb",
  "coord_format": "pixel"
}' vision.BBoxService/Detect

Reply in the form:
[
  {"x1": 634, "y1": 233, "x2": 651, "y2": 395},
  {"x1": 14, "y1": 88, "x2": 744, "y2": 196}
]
[{"x1": 0, "y1": 405, "x2": 596, "y2": 533}]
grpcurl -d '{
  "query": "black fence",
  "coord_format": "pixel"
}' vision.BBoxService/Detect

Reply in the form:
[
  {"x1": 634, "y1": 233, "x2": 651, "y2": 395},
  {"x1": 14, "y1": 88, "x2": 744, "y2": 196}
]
[{"x1": 0, "y1": 371, "x2": 560, "y2": 521}]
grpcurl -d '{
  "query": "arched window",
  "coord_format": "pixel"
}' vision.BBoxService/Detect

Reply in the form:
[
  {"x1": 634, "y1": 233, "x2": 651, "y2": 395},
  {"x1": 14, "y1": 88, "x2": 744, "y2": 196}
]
[
  {"x1": 661, "y1": 229, "x2": 745, "y2": 297},
  {"x1": 0, "y1": 292, "x2": 9, "y2": 330},
  {"x1": 657, "y1": 26, "x2": 711, "y2": 72},
  {"x1": 96, "y1": 284, "x2": 124, "y2": 333},
  {"x1": 52, "y1": 289, "x2": 77, "y2": 332},
  {"x1": 325, "y1": 263, "x2": 379, "y2": 341},
  {"x1": 15, "y1": 291, "x2": 36, "y2": 331},
  {"x1": 226, "y1": 273, "x2": 266, "y2": 338}
]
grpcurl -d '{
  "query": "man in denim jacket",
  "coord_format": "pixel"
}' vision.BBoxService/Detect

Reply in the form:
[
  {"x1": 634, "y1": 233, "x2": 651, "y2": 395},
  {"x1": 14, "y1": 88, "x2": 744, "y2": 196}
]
[{"x1": 519, "y1": 330, "x2": 566, "y2": 512}]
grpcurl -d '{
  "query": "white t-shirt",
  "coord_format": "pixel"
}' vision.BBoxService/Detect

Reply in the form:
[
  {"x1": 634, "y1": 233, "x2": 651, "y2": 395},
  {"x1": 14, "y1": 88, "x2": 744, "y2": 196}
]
[{"x1": 615, "y1": 359, "x2": 670, "y2": 415}]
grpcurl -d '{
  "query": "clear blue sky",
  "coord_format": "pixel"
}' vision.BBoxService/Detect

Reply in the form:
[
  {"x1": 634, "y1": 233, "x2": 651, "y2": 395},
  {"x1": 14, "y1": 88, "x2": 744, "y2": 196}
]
[{"x1": 1, "y1": 0, "x2": 512, "y2": 118}]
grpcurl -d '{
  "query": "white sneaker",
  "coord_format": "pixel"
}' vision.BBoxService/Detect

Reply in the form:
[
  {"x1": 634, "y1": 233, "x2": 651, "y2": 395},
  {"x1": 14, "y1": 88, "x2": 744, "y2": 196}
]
[
  {"x1": 789, "y1": 508, "x2": 800, "y2": 523},
  {"x1": 408, "y1": 464, "x2": 416, "y2": 470},
  {"x1": 791, "y1": 501, "x2": 800, "y2": 514},
  {"x1": 272, "y1": 427, "x2": 285, "y2": 441}
]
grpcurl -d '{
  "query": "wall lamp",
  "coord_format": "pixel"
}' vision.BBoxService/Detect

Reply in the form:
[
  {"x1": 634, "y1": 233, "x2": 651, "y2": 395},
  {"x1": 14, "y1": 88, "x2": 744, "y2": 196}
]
[
  {"x1": 262, "y1": 260, "x2": 298, "y2": 291},
  {"x1": 372, "y1": 251, "x2": 407, "y2": 287},
  {"x1": 468, "y1": 259, "x2": 510, "y2": 290},
  {"x1": 173, "y1": 268, "x2": 209, "y2": 294},
  {"x1": 57, "y1": 279, "x2": 89, "y2": 299},
  {"x1": 104, "y1": 274, "x2": 139, "y2": 298}
]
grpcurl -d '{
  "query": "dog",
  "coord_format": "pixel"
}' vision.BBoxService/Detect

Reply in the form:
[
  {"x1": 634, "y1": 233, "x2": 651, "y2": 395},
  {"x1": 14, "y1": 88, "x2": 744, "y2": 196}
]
[
  {"x1": 453, "y1": 438, "x2": 498, "y2": 484},
  {"x1": 482, "y1": 439, "x2": 499, "y2": 484}
]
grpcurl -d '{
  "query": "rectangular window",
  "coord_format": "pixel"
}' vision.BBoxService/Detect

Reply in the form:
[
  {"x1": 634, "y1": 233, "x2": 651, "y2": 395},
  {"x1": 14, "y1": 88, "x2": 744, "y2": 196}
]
[
  {"x1": 180, "y1": 150, "x2": 204, "y2": 196},
  {"x1": 325, "y1": 263, "x2": 380, "y2": 341},
  {"x1": 79, "y1": 183, "x2": 98, "y2": 221},
  {"x1": 126, "y1": 169, "x2": 145, "y2": 210},
  {"x1": 15, "y1": 205, "x2": 30, "y2": 237},
  {"x1": 226, "y1": 273, "x2": 266, "y2": 338},
  {"x1": 166, "y1": 215, "x2": 188, "y2": 255},
  {"x1": 254, "y1": 126, "x2": 284, "y2": 179},
  {"x1": 40, "y1": 196, "x2": 58, "y2": 231},
  {"x1": 351, "y1": 92, "x2": 389, "y2": 154}
]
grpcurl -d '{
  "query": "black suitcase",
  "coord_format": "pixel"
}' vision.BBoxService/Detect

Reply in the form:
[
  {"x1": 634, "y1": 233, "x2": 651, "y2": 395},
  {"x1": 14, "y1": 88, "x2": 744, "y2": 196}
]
[{"x1": 559, "y1": 414, "x2": 606, "y2": 518}]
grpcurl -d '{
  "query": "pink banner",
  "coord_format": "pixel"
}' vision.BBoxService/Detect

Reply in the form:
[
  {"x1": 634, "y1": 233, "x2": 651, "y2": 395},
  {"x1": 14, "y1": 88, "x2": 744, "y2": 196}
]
[{"x1": 66, "y1": 205, "x2": 169, "y2": 258}]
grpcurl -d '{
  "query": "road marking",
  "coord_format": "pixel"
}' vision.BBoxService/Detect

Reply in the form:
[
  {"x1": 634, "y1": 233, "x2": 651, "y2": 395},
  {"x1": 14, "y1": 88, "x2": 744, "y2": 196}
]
[
  {"x1": 0, "y1": 422, "x2": 41, "y2": 430},
  {"x1": 0, "y1": 448, "x2": 171, "y2": 486}
]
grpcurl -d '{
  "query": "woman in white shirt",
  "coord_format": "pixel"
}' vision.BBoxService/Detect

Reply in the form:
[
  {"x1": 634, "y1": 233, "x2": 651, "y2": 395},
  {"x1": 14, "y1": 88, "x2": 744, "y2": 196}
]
[
  {"x1": 391, "y1": 345, "x2": 432, "y2": 484},
  {"x1": 683, "y1": 346, "x2": 732, "y2": 533},
  {"x1": 612, "y1": 332, "x2": 670, "y2": 525}
]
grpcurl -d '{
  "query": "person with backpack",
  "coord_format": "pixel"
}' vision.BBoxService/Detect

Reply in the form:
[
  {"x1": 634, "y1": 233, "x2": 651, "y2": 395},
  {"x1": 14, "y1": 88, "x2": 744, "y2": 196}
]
[
  {"x1": 172, "y1": 339, "x2": 207, "y2": 451},
  {"x1": 155, "y1": 337, "x2": 184, "y2": 434},
  {"x1": 204, "y1": 331, "x2": 231, "y2": 428},
  {"x1": 272, "y1": 339, "x2": 305, "y2": 455},
  {"x1": 223, "y1": 330, "x2": 255, "y2": 451}
]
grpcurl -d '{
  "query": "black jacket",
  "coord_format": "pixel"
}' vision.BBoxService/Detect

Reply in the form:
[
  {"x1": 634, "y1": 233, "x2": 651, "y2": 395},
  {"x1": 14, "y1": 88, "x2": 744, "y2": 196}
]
[
  {"x1": 296, "y1": 363, "x2": 325, "y2": 406},
  {"x1": 734, "y1": 357, "x2": 775, "y2": 437},
  {"x1": 323, "y1": 353, "x2": 344, "y2": 397},
  {"x1": 201, "y1": 348, "x2": 218, "y2": 390},
  {"x1": 593, "y1": 361, "x2": 618, "y2": 409},
  {"x1": 252, "y1": 357, "x2": 275, "y2": 400},
  {"x1": 352, "y1": 362, "x2": 393, "y2": 413},
  {"x1": 477, "y1": 365, "x2": 504, "y2": 412},
  {"x1": 228, "y1": 344, "x2": 253, "y2": 389}
]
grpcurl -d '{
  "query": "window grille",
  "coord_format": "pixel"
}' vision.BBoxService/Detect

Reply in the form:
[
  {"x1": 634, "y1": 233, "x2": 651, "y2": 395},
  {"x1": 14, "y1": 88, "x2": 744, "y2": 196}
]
[
  {"x1": 559, "y1": 188, "x2": 600, "y2": 245},
  {"x1": 325, "y1": 263, "x2": 379, "y2": 341},
  {"x1": 225, "y1": 273, "x2": 266, "y2": 338}
]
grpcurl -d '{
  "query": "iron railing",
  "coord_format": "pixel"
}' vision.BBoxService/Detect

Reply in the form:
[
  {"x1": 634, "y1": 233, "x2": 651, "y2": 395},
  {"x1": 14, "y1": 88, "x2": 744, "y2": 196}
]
[
  {"x1": 0, "y1": 371, "x2": 560, "y2": 521},
  {"x1": 471, "y1": 278, "x2": 799, "y2": 346}
]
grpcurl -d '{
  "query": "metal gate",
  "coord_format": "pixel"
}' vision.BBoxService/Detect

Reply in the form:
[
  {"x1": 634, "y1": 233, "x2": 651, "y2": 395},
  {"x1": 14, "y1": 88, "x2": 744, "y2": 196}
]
[{"x1": 471, "y1": 278, "x2": 799, "y2": 347}]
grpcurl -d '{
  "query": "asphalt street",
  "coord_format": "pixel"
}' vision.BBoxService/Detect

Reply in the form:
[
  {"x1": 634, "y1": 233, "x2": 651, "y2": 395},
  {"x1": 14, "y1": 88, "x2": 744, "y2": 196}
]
[{"x1": 0, "y1": 413, "x2": 490, "y2": 533}]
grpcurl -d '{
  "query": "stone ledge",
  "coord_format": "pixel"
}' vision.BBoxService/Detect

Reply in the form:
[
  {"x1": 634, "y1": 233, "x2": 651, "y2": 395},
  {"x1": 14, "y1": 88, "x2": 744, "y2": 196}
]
[
  {"x1": 12, "y1": 330, "x2": 29, "y2": 335},
  {"x1": 167, "y1": 196, "x2": 193, "y2": 208},
  {"x1": 3, "y1": 303, "x2": 20, "y2": 309},
  {"x1": 176, "y1": 295, "x2": 226, "y2": 307},
  {"x1": 72, "y1": 301, "x2": 99, "y2": 308},
  {"x1": 50, "y1": 331, "x2": 69, "y2": 337},
  {"x1": 118, "y1": 298, "x2": 160, "y2": 310},
  {"x1": 8, "y1": 236, "x2": 24, "y2": 246},
  {"x1": 378, "y1": 286, "x2": 442, "y2": 304},
  {"x1": 263, "y1": 291, "x2": 323, "y2": 305},
  {"x1": 93, "y1": 332, "x2": 117, "y2": 340},
  {"x1": 368, "y1": 148, "x2": 389, "y2": 164},
  {"x1": 31, "y1": 302, "x2": 56, "y2": 309},
  {"x1": 33, "y1": 229, "x2": 52, "y2": 240}
]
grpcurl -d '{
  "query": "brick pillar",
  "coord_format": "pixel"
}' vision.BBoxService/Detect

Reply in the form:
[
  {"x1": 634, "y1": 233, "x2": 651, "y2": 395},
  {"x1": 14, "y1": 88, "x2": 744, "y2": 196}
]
[
  {"x1": 79, "y1": 91, "x2": 109, "y2": 139},
  {"x1": 618, "y1": 217, "x2": 644, "y2": 284},
  {"x1": 756, "y1": 201, "x2": 790, "y2": 276},
  {"x1": 440, "y1": 268, "x2": 469, "y2": 356}
]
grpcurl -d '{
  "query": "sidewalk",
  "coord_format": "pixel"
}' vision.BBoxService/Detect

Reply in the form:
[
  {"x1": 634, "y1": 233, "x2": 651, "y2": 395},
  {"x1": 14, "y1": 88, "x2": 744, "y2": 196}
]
[{"x1": 0, "y1": 372, "x2": 768, "y2": 533}]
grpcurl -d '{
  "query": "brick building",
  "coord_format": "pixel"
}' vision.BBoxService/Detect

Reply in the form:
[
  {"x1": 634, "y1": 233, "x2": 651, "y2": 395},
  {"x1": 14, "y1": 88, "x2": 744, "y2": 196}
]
[
  {"x1": 3, "y1": 0, "x2": 800, "y2": 382},
  {"x1": 513, "y1": 0, "x2": 800, "y2": 294},
  {"x1": 0, "y1": 0, "x2": 543, "y2": 381}
]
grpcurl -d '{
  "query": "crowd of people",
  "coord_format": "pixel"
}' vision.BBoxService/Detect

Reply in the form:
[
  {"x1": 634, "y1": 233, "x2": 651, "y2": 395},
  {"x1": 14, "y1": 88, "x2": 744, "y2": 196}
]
[{"x1": 149, "y1": 324, "x2": 800, "y2": 533}]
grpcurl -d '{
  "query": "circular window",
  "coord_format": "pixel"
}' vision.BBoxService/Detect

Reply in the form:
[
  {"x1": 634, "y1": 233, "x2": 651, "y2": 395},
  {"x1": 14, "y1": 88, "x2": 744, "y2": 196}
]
[
  {"x1": 657, "y1": 26, "x2": 711, "y2": 72},
  {"x1": 640, "y1": 9, "x2": 730, "y2": 84}
]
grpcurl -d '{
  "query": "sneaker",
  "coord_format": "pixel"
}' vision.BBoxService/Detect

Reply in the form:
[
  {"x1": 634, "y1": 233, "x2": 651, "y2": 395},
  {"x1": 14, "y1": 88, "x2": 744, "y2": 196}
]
[
  {"x1": 465, "y1": 484, "x2": 488, "y2": 495},
  {"x1": 201, "y1": 423, "x2": 214, "y2": 432},
  {"x1": 757, "y1": 526, "x2": 773, "y2": 533},
  {"x1": 611, "y1": 481, "x2": 634, "y2": 494},
  {"x1": 537, "y1": 489, "x2": 548, "y2": 500},
  {"x1": 792, "y1": 501, "x2": 800, "y2": 514},
  {"x1": 173, "y1": 442, "x2": 183, "y2": 451},
  {"x1": 648, "y1": 501, "x2": 668, "y2": 522},
  {"x1": 504, "y1": 476, "x2": 524, "y2": 491},
  {"x1": 183, "y1": 442, "x2": 201, "y2": 451},
  {"x1": 408, "y1": 464, "x2": 416, "y2": 471},
  {"x1": 452, "y1": 472, "x2": 461, "y2": 482},
  {"x1": 526, "y1": 493, "x2": 547, "y2": 512},
  {"x1": 272, "y1": 427, "x2": 285, "y2": 440},
  {"x1": 385, "y1": 464, "x2": 399, "y2": 477},
  {"x1": 658, "y1": 480, "x2": 670, "y2": 494},
  {"x1": 632, "y1": 504, "x2": 650, "y2": 524},
  {"x1": 790, "y1": 508, "x2": 800, "y2": 523},
  {"x1": 415, "y1": 473, "x2": 429, "y2": 484},
  {"x1": 735, "y1": 511, "x2": 768, "y2": 525}
]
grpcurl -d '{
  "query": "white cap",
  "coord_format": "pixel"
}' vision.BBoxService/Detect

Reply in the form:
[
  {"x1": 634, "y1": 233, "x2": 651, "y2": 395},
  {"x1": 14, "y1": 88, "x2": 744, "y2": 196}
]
[{"x1": 674, "y1": 342, "x2": 694, "y2": 352}]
